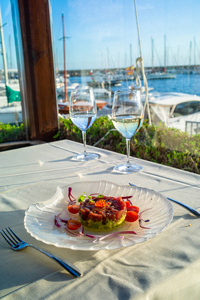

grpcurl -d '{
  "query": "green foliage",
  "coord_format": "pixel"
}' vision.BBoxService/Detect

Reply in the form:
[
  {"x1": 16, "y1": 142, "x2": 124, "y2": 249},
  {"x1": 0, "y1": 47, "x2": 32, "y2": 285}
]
[
  {"x1": 0, "y1": 122, "x2": 26, "y2": 143},
  {"x1": 1, "y1": 117, "x2": 199, "y2": 174},
  {"x1": 55, "y1": 116, "x2": 200, "y2": 174}
]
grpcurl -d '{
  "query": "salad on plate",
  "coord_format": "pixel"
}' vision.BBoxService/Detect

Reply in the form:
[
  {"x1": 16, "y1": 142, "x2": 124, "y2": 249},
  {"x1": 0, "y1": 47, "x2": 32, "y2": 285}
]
[{"x1": 54, "y1": 187, "x2": 150, "y2": 242}]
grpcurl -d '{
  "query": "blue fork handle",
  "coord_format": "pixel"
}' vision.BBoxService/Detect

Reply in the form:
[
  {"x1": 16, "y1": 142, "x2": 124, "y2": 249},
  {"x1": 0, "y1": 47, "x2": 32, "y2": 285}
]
[
  {"x1": 29, "y1": 244, "x2": 82, "y2": 277},
  {"x1": 129, "y1": 183, "x2": 200, "y2": 218}
]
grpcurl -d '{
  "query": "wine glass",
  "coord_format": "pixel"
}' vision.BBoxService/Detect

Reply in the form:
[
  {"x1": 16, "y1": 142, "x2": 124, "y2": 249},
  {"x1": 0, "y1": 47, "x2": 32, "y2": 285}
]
[
  {"x1": 69, "y1": 87, "x2": 99, "y2": 161},
  {"x1": 111, "y1": 87, "x2": 144, "y2": 173}
]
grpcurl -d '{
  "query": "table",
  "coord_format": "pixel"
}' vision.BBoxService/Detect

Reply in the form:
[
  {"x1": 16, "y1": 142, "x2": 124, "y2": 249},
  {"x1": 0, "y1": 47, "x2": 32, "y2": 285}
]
[{"x1": 0, "y1": 140, "x2": 200, "y2": 300}]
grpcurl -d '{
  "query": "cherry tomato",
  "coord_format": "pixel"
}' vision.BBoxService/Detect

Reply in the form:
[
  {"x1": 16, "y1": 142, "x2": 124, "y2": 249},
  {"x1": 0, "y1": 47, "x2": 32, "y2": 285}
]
[
  {"x1": 67, "y1": 220, "x2": 81, "y2": 230},
  {"x1": 125, "y1": 211, "x2": 139, "y2": 222},
  {"x1": 68, "y1": 205, "x2": 79, "y2": 214},
  {"x1": 127, "y1": 205, "x2": 139, "y2": 214},
  {"x1": 125, "y1": 201, "x2": 131, "y2": 208}
]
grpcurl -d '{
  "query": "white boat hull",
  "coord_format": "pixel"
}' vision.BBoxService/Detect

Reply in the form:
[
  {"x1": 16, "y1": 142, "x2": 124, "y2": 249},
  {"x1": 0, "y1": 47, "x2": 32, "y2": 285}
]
[
  {"x1": 148, "y1": 92, "x2": 200, "y2": 134},
  {"x1": 0, "y1": 104, "x2": 22, "y2": 124},
  {"x1": 147, "y1": 72, "x2": 176, "y2": 80}
]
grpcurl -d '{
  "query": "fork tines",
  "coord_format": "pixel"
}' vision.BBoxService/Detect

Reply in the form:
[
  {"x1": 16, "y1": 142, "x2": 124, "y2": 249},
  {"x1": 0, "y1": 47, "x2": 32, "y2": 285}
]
[{"x1": 0, "y1": 227, "x2": 22, "y2": 247}]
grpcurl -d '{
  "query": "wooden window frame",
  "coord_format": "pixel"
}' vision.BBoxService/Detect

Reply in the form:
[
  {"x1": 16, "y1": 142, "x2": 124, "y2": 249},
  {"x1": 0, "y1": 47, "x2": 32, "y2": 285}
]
[{"x1": 11, "y1": 0, "x2": 58, "y2": 142}]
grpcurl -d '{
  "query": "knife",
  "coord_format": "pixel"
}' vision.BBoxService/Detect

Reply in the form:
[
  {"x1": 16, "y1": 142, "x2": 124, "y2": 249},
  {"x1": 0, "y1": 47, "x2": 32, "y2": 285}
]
[{"x1": 129, "y1": 183, "x2": 200, "y2": 218}]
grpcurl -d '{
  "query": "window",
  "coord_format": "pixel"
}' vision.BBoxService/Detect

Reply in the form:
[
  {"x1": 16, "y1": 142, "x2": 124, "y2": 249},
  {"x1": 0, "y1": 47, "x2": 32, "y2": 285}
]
[
  {"x1": 0, "y1": 1, "x2": 22, "y2": 126},
  {"x1": 173, "y1": 101, "x2": 200, "y2": 117}
]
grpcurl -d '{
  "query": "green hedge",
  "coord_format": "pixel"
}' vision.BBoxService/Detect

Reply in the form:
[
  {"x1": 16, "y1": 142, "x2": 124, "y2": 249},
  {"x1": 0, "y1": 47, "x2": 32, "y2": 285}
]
[
  {"x1": 54, "y1": 117, "x2": 200, "y2": 174},
  {"x1": 1, "y1": 118, "x2": 200, "y2": 174},
  {"x1": 0, "y1": 122, "x2": 26, "y2": 143}
]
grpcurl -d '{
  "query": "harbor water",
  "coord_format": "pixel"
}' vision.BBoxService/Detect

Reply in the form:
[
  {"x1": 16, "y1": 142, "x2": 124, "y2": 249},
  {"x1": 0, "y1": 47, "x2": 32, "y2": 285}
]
[{"x1": 70, "y1": 73, "x2": 200, "y2": 97}]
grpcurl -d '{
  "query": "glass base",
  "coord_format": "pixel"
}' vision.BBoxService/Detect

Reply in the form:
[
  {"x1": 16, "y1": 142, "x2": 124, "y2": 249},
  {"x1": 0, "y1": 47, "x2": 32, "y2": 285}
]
[
  {"x1": 113, "y1": 163, "x2": 143, "y2": 174},
  {"x1": 71, "y1": 152, "x2": 99, "y2": 161}
]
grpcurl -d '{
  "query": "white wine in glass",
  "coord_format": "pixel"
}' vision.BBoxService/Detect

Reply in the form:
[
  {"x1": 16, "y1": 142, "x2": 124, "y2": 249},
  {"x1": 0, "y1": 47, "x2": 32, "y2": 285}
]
[
  {"x1": 111, "y1": 88, "x2": 144, "y2": 173},
  {"x1": 69, "y1": 88, "x2": 99, "y2": 161}
]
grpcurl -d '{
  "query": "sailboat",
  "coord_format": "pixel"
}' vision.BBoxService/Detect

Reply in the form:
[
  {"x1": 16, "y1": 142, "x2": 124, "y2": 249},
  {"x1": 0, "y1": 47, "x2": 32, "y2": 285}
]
[
  {"x1": 146, "y1": 70, "x2": 176, "y2": 80},
  {"x1": 0, "y1": 6, "x2": 22, "y2": 125},
  {"x1": 147, "y1": 36, "x2": 176, "y2": 80}
]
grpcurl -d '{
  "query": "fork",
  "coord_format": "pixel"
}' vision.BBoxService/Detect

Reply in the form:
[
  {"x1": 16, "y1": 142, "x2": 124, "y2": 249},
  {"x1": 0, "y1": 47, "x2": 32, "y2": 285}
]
[{"x1": 0, "y1": 227, "x2": 82, "y2": 277}]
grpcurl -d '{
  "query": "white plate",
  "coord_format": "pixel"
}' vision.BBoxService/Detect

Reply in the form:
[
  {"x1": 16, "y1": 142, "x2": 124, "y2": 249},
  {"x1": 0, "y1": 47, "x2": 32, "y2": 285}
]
[{"x1": 24, "y1": 181, "x2": 173, "y2": 250}]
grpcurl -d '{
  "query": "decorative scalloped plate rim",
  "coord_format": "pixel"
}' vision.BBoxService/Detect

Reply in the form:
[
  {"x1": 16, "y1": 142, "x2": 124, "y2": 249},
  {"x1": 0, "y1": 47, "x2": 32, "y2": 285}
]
[{"x1": 24, "y1": 180, "x2": 173, "y2": 251}]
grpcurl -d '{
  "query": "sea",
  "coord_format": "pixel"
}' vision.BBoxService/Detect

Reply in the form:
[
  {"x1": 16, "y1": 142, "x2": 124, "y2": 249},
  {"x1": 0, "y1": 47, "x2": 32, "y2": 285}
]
[{"x1": 70, "y1": 73, "x2": 200, "y2": 97}]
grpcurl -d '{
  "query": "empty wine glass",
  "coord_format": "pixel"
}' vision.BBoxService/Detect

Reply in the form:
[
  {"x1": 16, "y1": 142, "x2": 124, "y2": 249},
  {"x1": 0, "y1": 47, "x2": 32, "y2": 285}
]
[
  {"x1": 111, "y1": 87, "x2": 144, "y2": 173},
  {"x1": 69, "y1": 87, "x2": 99, "y2": 161}
]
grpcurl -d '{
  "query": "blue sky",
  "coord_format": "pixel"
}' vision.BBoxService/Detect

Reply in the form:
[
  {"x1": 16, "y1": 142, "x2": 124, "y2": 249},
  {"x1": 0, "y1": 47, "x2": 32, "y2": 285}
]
[
  {"x1": 0, "y1": 1, "x2": 17, "y2": 70},
  {"x1": 1, "y1": 0, "x2": 200, "y2": 71},
  {"x1": 50, "y1": 0, "x2": 200, "y2": 70}
]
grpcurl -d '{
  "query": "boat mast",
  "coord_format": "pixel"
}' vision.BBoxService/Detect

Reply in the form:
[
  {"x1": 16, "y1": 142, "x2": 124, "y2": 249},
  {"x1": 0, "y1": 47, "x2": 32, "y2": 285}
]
[
  {"x1": 0, "y1": 6, "x2": 8, "y2": 85},
  {"x1": 130, "y1": 43, "x2": 132, "y2": 66},
  {"x1": 189, "y1": 41, "x2": 192, "y2": 70},
  {"x1": 106, "y1": 47, "x2": 110, "y2": 70},
  {"x1": 194, "y1": 37, "x2": 196, "y2": 66},
  {"x1": 164, "y1": 34, "x2": 166, "y2": 70},
  {"x1": 62, "y1": 13, "x2": 67, "y2": 102},
  {"x1": 151, "y1": 37, "x2": 154, "y2": 71},
  {"x1": 9, "y1": 35, "x2": 12, "y2": 69},
  {"x1": 133, "y1": 0, "x2": 151, "y2": 124}
]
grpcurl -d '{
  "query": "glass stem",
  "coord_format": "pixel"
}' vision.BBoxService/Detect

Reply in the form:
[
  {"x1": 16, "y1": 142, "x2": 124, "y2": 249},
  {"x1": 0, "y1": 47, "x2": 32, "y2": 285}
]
[
  {"x1": 126, "y1": 138, "x2": 131, "y2": 167},
  {"x1": 82, "y1": 131, "x2": 87, "y2": 157}
]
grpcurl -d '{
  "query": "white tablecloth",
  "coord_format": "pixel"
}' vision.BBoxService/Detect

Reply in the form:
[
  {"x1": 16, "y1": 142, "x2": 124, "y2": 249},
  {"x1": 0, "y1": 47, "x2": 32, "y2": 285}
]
[{"x1": 0, "y1": 140, "x2": 200, "y2": 299}]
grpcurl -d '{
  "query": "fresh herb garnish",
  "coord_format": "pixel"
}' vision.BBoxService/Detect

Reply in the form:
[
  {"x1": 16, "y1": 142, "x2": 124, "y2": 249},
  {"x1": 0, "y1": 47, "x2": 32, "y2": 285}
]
[
  {"x1": 78, "y1": 193, "x2": 92, "y2": 202},
  {"x1": 98, "y1": 194, "x2": 104, "y2": 198},
  {"x1": 78, "y1": 195, "x2": 86, "y2": 202}
]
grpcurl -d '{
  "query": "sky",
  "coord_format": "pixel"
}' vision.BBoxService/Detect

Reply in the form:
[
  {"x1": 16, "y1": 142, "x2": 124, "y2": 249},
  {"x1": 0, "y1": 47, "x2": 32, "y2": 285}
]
[
  {"x1": 1, "y1": 0, "x2": 200, "y2": 71},
  {"x1": 0, "y1": 1, "x2": 17, "y2": 71}
]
